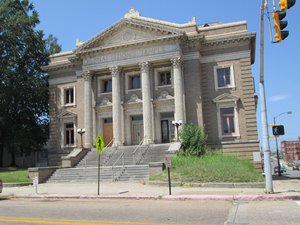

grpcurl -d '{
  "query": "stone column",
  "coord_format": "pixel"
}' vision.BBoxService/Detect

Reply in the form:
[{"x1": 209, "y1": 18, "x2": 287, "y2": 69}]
[
  {"x1": 110, "y1": 66, "x2": 122, "y2": 146},
  {"x1": 83, "y1": 71, "x2": 93, "y2": 148},
  {"x1": 171, "y1": 57, "x2": 185, "y2": 123},
  {"x1": 140, "y1": 62, "x2": 153, "y2": 144}
]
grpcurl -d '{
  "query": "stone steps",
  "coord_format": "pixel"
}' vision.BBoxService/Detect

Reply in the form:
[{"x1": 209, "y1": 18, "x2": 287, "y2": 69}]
[
  {"x1": 47, "y1": 143, "x2": 171, "y2": 183},
  {"x1": 47, "y1": 165, "x2": 149, "y2": 182}
]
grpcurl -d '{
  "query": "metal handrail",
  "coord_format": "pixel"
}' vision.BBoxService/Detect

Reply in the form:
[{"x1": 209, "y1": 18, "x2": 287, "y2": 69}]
[
  {"x1": 102, "y1": 138, "x2": 116, "y2": 166},
  {"x1": 138, "y1": 143, "x2": 150, "y2": 165},
  {"x1": 112, "y1": 150, "x2": 125, "y2": 181},
  {"x1": 132, "y1": 137, "x2": 145, "y2": 164}
]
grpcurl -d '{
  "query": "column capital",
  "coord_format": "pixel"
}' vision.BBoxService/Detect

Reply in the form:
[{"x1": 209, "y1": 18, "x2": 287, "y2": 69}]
[
  {"x1": 109, "y1": 66, "x2": 119, "y2": 77},
  {"x1": 82, "y1": 70, "x2": 92, "y2": 81},
  {"x1": 171, "y1": 57, "x2": 182, "y2": 68},
  {"x1": 139, "y1": 61, "x2": 150, "y2": 73}
]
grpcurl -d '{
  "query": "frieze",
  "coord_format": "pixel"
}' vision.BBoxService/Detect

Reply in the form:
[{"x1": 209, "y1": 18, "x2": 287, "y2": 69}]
[{"x1": 83, "y1": 44, "x2": 179, "y2": 66}]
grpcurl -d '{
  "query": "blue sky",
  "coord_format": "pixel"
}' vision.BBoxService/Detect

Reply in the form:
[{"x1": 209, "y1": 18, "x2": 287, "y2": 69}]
[{"x1": 32, "y1": 0, "x2": 299, "y2": 151}]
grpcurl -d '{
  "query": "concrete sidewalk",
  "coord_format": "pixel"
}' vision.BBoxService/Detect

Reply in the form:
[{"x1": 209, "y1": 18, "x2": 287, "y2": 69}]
[{"x1": 2, "y1": 179, "x2": 300, "y2": 201}]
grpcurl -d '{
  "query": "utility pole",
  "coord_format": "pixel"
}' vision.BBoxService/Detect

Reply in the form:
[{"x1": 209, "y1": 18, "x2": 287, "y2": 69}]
[{"x1": 260, "y1": 0, "x2": 273, "y2": 193}]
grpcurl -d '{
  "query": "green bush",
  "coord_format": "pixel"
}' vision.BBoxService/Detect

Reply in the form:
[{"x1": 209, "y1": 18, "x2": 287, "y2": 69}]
[{"x1": 179, "y1": 123, "x2": 208, "y2": 156}]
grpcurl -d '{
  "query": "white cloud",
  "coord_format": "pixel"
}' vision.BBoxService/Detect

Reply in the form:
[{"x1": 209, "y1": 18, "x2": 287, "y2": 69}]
[{"x1": 269, "y1": 95, "x2": 288, "y2": 102}]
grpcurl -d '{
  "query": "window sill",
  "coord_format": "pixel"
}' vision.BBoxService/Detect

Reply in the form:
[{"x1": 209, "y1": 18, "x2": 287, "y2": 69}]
[
  {"x1": 219, "y1": 133, "x2": 240, "y2": 139},
  {"x1": 63, "y1": 145, "x2": 76, "y2": 148},
  {"x1": 126, "y1": 88, "x2": 141, "y2": 94},
  {"x1": 63, "y1": 104, "x2": 76, "y2": 108},
  {"x1": 215, "y1": 86, "x2": 236, "y2": 91},
  {"x1": 98, "y1": 92, "x2": 112, "y2": 97},
  {"x1": 157, "y1": 84, "x2": 172, "y2": 88}
]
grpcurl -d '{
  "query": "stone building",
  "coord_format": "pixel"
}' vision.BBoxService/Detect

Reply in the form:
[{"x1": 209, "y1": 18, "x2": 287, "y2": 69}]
[
  {"x1": 43, "y1": 8, "x2": 260, "y2": 166},
  {"x1": 281, "y1": 138, "x2": 300, "y2": 163}
]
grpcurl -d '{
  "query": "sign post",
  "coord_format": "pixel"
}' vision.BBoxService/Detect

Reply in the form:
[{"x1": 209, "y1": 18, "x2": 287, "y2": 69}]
[
  {"x1": 33, "y1": 176, "x2": 38, "y2": 194},
  {"x1": 95, "y1": 134, "x2": 105, "y2": 195},
  {"x1": 165, "y1": 157, "x2": 172, "y2": 195}
]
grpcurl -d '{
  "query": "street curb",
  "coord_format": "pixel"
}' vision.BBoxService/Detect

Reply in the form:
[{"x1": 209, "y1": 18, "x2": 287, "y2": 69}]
[
  {"x1": 3, "y1": 183, "x2": 32, "y2": 187},
  {"x1": 8, "y1": 194, "x2": 300, "y2": 201},
  {"x1": 148, "y1": 181, "x2": 265, "y2": 188}
]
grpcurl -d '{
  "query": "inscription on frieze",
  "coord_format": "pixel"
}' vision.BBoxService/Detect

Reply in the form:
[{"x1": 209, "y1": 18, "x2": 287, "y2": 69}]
[{"x1": 84, "y1": 44, "x2": 179, "y2": 66}]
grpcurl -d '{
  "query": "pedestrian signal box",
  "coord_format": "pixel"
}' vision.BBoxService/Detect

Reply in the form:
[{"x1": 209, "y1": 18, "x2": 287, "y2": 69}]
[{"x1": 272, "y1": 125, "x2": 285, "y2": 136}]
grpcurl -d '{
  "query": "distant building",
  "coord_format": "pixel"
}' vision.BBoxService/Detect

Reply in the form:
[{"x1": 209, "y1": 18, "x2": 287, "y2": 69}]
[
  {"x1": 43, "y1": 8, "x2": 260, "y2": 166},
  {"x1": 281, "y1": 138, "x2": 300, "y2": 162}
]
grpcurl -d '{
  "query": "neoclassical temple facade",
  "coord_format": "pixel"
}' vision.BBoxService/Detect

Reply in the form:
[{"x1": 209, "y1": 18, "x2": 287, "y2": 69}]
[{"x1": 44, "y1": 9, "x2": 260, "y2": 166}]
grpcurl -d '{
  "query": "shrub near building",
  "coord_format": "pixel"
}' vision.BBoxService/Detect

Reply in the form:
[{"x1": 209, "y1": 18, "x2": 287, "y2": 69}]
[{"x1": 179, "y1": 123, "x2": 209, "y2": 156}]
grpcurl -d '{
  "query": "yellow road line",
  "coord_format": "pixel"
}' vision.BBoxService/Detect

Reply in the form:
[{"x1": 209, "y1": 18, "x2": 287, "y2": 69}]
[{"x1": 0, "y1": 216, "x2": 203, "y2": 225}]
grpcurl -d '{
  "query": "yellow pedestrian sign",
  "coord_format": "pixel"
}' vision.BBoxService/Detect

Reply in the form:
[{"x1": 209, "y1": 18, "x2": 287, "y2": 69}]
[{"x1": 95, "y1": 134, "x2": 105, "y2": 155}]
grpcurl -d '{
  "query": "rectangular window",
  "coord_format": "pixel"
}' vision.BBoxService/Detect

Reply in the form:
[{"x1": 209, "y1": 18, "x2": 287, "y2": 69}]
[
  {"x1": 217, "y1": 67, "x2": 231, "y2": 88},
  {"x1": 159, "y1": 71, "x2": 171, "y2": 86},
  {"x1": 103, "y1": 80, "x2": 112, "y2": 93},
  {"x1": 220, "y1": 107, "x2": 235, "y2": 135},
  {"x1": 65, "y1": 123, "x2": 74, "y2": 145},
  {"x1": 64, "y1": 88, "x2": 74, "y2": 105},
  {"x1": 130, "y1": 75, "x2": 141, "y2": 89}
]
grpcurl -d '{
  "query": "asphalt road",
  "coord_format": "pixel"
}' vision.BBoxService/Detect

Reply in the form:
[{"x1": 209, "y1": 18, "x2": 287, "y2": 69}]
[
  {"x1": 1, "y1": 198, "x2": 300, "y2": 225},
  {"x1": 271, "y1": 157, "x2": 300, "y2": 178}
]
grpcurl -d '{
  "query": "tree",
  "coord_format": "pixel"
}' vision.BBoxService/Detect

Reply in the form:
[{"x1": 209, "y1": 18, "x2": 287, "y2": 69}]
[
  {"x1": 179, "y1": 123, "x2": 208, "y2": 157},
  {"x1": 0, "y1": 0, "x2": 61, "y2": 167}
]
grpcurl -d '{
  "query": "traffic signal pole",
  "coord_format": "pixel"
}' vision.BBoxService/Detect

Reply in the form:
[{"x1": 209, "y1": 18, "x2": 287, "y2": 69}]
[{"x1": 260, "y1": 0, "x2": 274, "y2": 193}]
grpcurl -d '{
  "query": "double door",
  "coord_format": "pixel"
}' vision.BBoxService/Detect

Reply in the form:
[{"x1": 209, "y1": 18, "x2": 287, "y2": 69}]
[
  {"x1": 161, "y1": 113, "x2": 175, "y2": 143},
  {"x1": 131, "y1": 115, "x2": 144, "y2": 145}
]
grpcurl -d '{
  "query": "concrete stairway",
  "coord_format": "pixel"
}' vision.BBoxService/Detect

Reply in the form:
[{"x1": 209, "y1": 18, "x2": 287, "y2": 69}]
[
  {"x1": 47, "y1": 143, "x2": 170, "y2": 183},
  {"x1": 47, "y1": 164, "x2": 149, "y2": 183}
]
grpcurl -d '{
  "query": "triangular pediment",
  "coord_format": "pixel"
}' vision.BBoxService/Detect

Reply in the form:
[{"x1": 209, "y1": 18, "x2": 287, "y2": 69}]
[
  {"x1": 76, "y1": 18, "x2": 184, "y2": 53},
  {"x1": 212, "y1": 93, "x2": 240, "y2": 103},
  {"x1": 58, "y1": 111, "x2": 77, "y2": 119}
]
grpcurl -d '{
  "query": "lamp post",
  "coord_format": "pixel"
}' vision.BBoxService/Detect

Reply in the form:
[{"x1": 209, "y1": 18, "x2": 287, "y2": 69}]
[
  {"x1": 172, "y1": 120, "x2": 182, "y2": 142},
  {"x1": 273, "y1": 111, "x2": 292, "y2": 176},
  {"x1": 77, "y1": 128, "x2": 86, "y2": 149}
]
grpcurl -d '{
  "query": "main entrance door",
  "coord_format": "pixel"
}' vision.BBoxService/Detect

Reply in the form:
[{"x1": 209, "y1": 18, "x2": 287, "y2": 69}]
[
  {"x1": 131, "y1": 115, "x2": 143, "y2": 145},
  {"x1": 103, "y1": 118, "x2": 113, "y2": 146},
  {"x1": 161, "y1": 112, "x2": 175, "y2": 143}
]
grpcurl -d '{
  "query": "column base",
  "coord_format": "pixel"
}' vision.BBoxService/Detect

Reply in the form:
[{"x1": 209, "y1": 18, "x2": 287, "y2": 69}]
[
  {"x1": 84, "y1": 143, "x2": 92, "y2": 149},
  {"x1": 113, "y1": 140, "x2": 123, "y2": 147},
  {"x1": 143, "y1": 139, "x2": 154, "y2": 145}
]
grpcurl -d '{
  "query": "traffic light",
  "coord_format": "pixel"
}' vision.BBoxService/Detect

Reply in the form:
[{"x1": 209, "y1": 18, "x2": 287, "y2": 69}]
[
  {"x1": 273, "y1": 0, "x2": 296, "y2": 42},
  {"x1": 272, "y1": 125, "x2": 285, "y2": 136},
  {"x1": 279, "y1": 0, "x2": 296, "y2": 11},
  {"x1": 273, "y1": 11, "x2": 288, "y2": 42}
]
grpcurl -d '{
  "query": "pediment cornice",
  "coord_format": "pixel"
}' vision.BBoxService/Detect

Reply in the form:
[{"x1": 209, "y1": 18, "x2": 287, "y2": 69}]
[
  {"x1": 212, "y1": 93, "x2": 240, "y2": 104},
  {"x1": 202, "y1": 32, "x2": 256, "y2": 64},
  {"x1": 78, "y1": 35, "x2": 184, "y2": 57},
  {"x1": 58, "y1": 111, "x2": 77, "y2": 119},
  {"x1": 202, "y1": 32, "x2": 255, "y2": 46},
  {"x1": 75, "y1": 18, "x2": 185, "y2": 55}
]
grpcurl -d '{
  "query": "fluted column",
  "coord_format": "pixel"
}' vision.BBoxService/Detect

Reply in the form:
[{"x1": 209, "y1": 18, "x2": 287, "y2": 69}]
[
  {"x1": 171, "y1": 57, "x2": 185, "y2": 124},
  {"x1": 140, "y1": 62, "x2": 153, "y2": 144},
  {"x1": 83, "y1": 71, "x2": 93, "y2": 148},
  {"x1": 110, "y1": 66, "x2": 122, "y2": 146}
]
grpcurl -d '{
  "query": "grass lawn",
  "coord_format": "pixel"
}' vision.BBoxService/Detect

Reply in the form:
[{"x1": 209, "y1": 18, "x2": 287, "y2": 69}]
[
  {"x1": 150, "y1": 153, "x2": 264, "y2": 183},
  {"x1": 0, "y1": 167, "x2": 31, "y2": 183}
]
